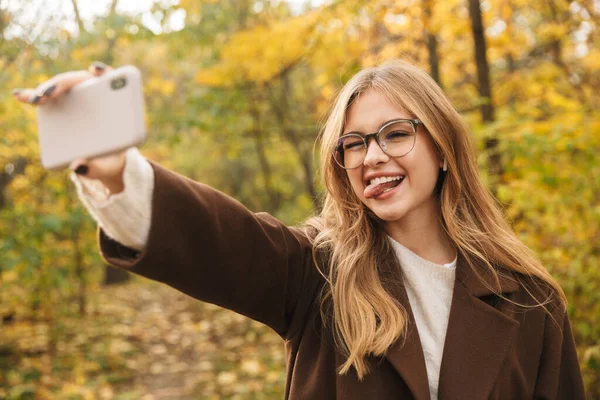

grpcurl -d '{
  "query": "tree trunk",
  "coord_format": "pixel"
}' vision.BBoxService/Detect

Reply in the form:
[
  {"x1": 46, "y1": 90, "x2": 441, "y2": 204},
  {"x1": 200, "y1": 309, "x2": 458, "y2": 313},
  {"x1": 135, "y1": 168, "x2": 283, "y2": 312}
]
[
  {"x1": 468, "y1": 0, "x2": 494, "y2": 123},
  {"x1": 546, "y1": 0, "x2": 587, "y2": 106},
  {"x1": 248, "y1": 89, "x2": 281, "y2": 211},
  {"x1": 103, "y1": 0, "x2": 120, "y2": 65},
  {"x1": 0, "y1": 157, "x2": 27, "y2": 209},
  {"x1": 109, "y1": 0, "x2": 119, "y2": 15},
  {"x1": 103, "y1": 265, "x2": 131, "y2": 285},
  {"x1": 423, "y1": 0, "x2": 442, "y2": 88},
  {"x1": 71, "y1": 222, "x2": 86, "y2": 316},
  {"x1": 268, "y1": 74, "x2": 318, "y2": 205},
  {"x1": 468, "y1": 0, "x2": 502, "y2": 177},
  {"x1": 70, "y1": 0, "x2": 85, "y2": 34}
]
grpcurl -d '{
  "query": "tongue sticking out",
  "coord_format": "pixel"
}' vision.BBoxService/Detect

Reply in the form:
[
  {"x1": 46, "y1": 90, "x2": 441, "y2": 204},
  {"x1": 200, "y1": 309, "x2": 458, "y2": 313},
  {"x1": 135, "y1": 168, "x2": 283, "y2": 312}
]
[{"x1": 364, "y1": 179, "x2": 401, "y2": 199}]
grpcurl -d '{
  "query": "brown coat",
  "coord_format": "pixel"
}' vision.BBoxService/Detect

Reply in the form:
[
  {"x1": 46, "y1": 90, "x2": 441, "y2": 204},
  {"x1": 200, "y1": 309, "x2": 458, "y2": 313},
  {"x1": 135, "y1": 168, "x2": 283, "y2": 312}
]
[{"x1": 100, "y1": 162, "x2": 586, "y2": 400}]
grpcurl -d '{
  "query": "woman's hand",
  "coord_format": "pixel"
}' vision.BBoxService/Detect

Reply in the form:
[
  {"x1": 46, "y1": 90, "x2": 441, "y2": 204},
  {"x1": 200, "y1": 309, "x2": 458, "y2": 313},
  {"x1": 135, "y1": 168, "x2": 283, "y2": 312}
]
[{"x1": 12, "y1": 62, "x2": 128, "y2": 194}]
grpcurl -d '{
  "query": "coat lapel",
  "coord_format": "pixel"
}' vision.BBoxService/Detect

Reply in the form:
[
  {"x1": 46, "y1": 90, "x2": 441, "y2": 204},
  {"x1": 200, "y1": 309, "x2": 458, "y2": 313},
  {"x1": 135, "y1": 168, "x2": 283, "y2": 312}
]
[
  {"x1": 380, "y1": 246, "x2": 521, "y2": 400},
  {"x1": 437, "y1": 253, "x2": 520, "y2": 399}
]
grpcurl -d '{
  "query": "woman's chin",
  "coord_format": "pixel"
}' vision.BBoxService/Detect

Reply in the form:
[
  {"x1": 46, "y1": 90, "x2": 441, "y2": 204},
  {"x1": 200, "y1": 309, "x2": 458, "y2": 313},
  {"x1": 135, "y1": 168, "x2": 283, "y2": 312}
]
[{"x1": 370, "y1": 206, "x2": 407, "y2": 223}]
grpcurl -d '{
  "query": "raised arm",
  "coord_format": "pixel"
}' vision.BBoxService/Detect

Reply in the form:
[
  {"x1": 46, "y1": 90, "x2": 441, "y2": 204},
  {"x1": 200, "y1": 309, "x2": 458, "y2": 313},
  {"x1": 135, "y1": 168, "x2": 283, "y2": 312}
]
[{"x1": 98, "y1": 161, "x2": 320, "y2": 338}]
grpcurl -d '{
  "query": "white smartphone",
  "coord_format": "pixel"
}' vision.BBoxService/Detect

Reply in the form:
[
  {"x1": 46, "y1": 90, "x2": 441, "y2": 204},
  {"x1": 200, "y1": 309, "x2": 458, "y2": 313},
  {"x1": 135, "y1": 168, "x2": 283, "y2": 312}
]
[{"x1": 36, "y1": 65, "x2": 147, "y2": 170}]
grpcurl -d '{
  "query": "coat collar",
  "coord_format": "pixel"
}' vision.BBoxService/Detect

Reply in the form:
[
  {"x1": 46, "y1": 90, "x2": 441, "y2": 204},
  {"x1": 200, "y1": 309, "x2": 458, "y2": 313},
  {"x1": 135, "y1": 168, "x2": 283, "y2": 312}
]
[
  {"x1": 454, "y1": 251, "x2": 520, "y2": 297},
  {"x1": 382, "y1": 248, "x2": 521, "y2": 400}
]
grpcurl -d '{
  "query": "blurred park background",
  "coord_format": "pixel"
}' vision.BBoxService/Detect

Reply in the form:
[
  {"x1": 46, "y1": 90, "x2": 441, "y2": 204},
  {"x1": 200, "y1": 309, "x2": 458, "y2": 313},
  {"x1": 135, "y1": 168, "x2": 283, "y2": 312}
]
[{"x1": 0, "y1": 0, "x2": 599, "y2": 398}]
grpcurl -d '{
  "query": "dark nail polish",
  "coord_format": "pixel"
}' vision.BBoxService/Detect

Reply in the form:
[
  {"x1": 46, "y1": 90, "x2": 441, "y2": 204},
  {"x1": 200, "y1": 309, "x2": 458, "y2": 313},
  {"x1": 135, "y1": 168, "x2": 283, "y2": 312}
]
[
  {"x1": 31, "y1": 95, "x2": 42, "y2": 104},
  {"x1": 75, "y1": 165, "x2": 89, "y2": 175},
  {"x1": 92, "y1": 61, "x2": 107, "y2": 71},
  {"x1": 43, "y1": 85, "x2": 56, "y2": 97},
  {"x1": 12, "y1": 88, "x2": 22, "y2": 95}
]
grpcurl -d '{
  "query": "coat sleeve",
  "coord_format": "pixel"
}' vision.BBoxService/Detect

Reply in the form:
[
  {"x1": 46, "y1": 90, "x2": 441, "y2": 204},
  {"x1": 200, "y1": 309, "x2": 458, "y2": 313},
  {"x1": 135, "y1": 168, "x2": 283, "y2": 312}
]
[
  {"x1": 97, "y1": 161, "x2": 321, "y2": 339},
  {"x1": 533, "y1": 305, "x2": 586, "y2": 399}
]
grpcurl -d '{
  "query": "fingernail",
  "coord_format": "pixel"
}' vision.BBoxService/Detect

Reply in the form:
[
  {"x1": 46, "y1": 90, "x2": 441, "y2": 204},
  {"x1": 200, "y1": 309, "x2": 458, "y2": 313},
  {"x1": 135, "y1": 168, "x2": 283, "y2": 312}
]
[
  {"x1": 12, "y1": 88, "x2": 22, "y2": 96},
  {"x1": 75, "y1": 165, "x2": 89, "y2": 175},
  {"x1": 92, "y1": 61, "x2": 107, "y2": 71},
  {"x1": 42, "y1": 84, "x2": 56, "y2": 97}
]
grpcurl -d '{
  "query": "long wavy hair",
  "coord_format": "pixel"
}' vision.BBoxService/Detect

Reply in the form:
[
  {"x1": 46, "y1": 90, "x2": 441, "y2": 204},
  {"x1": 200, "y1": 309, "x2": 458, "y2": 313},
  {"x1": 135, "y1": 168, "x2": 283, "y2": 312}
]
[{"x1": 305, "y1": 60, "x2": 566, "y2": 380}]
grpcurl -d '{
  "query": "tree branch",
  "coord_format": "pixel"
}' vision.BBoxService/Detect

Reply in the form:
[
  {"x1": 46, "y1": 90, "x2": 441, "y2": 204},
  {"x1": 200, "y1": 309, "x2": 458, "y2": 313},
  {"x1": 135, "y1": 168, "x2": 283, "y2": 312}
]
[{"x1": 70, "y1": 0, "x2": 85, "y2": 34}]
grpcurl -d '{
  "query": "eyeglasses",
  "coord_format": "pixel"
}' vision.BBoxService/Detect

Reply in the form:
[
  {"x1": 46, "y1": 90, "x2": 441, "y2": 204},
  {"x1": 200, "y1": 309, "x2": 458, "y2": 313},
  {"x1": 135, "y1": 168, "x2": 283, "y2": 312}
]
[{"x1": 333, "y1": 119, "x2": 421, "y2": 169}]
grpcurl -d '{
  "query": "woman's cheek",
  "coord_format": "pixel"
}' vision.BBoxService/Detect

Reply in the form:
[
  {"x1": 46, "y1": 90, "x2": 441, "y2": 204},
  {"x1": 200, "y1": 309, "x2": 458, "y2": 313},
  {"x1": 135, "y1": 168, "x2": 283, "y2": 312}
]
[{"x1": 347, "y1": 170, "x2": 365, "y2": 200}]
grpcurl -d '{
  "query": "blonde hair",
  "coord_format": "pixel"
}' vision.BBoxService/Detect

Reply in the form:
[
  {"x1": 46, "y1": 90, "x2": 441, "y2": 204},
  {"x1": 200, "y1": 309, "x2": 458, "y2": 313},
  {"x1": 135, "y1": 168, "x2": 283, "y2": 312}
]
[{"x1": 306, "y1": 59, "x2": 566, "y2": 379}]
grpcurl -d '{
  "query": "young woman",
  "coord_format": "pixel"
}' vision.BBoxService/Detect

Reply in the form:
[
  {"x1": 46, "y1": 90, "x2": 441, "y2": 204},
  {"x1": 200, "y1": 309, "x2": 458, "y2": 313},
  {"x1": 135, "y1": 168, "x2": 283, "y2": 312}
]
[{"x1": 14, "y1": 60, "x2": 585, "y2": 399}]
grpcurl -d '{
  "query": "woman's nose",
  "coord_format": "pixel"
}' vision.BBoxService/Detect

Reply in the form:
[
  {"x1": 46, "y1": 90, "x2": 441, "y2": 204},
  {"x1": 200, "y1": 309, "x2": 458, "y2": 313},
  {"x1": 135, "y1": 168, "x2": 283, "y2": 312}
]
[{"x1": 363, "y1": 139, "x2": 390, "y2": 167}]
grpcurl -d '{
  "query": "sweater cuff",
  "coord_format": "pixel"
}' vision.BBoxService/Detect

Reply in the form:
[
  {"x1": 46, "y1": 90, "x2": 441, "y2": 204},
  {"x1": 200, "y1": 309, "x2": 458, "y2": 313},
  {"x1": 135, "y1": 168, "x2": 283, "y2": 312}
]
[{"x1": 70, "y1": 147, "x2": 154, "y2": 250}]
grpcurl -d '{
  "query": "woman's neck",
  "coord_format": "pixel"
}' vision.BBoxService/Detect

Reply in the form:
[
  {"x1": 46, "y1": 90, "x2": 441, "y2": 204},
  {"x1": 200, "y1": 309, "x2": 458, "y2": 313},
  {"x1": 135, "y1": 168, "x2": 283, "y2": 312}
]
[{"x1": 385, "y1": 208, "x2": 456, "y2": 265}]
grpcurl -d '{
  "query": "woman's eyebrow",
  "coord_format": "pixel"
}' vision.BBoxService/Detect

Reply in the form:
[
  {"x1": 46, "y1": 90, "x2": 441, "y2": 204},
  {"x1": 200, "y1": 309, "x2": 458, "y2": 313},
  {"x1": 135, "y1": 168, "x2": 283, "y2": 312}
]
[{"x1": 343, "y1": 118, "x2": 408, "y2": 135}]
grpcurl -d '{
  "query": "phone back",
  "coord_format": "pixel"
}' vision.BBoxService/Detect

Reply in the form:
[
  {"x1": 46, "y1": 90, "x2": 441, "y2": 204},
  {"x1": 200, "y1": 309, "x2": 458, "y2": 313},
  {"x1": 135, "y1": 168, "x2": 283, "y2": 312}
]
[{"x1": 37, "y1": 65, "x2": 146, "y2": 170}]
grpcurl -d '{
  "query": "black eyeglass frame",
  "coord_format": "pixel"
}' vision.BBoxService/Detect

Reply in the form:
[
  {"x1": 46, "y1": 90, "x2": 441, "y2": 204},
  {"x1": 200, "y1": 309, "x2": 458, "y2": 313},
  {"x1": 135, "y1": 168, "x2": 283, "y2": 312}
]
[{"x1": 333, "y1": 118, "x2": 422, "y2": 170}]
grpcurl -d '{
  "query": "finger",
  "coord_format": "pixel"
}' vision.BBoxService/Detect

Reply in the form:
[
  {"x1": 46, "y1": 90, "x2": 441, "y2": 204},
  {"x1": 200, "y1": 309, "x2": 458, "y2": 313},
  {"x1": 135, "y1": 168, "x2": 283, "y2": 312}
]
[
  {"x1": 85, "y1": 152, "x2": 126, "y2": 180},
  {"x1": 18, "y1": 70, "x2": 94, "y2": 107},
  {"x1": 69, "y1": 158, "x2": 87, "y2": 171},
  {"x1": 12, "y1": 70, "x2": 94, "y2": 106},
  {"x1": 21, "y1": 84, "x2": 56, "y2": 106},
  {"x1": 70, "y1": 158, "x2": 89, "y2": 173},
  {"x1": 42, "y1": 70, "x2": 94, "y2": 102},
  {"x1": 39, "y1": 83, "x2": 66, "y2": 104},
  {"x1": 88, "y1": 61, "x2": 113, "y2": 77},
  {"x1": 69, "y1": 151, "x2": 126, "y2": 180},
  {"x1": 33, "y1": 84, "x2": 58, "y2": 106},
  {"x1": 12, "y1": 88, "x2": 39, "y2": 104}
]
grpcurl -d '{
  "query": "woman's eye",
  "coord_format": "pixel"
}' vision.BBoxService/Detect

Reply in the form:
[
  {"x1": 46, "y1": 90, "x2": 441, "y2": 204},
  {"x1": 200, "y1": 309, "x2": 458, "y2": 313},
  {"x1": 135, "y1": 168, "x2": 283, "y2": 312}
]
[
  {"x1": 385, "y1": 131, "x2": 410, "y2": 140},
  {"x1": 344, "y1": 141, "x2": 364, "y2": 151}
]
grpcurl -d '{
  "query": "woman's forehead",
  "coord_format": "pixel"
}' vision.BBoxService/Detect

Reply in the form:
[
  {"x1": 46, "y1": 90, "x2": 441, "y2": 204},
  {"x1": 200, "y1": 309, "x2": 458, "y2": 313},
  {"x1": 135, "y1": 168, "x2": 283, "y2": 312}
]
[{"x1": 343, "y1": 90, "x2": 412, "y2": 134}]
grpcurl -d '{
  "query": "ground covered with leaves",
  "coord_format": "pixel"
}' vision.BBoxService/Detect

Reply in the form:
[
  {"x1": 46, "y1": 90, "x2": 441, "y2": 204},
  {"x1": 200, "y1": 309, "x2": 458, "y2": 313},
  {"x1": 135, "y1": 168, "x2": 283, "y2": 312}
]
[{"x1": 0, "y1": 278, "x2": 287, "y2": 399}]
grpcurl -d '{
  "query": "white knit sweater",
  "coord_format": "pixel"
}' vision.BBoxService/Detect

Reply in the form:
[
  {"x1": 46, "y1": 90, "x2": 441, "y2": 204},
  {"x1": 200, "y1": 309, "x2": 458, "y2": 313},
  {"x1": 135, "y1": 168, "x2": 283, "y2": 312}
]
[{"x1": 72, "y1": 148, "x2": 456, "y2": 400}]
